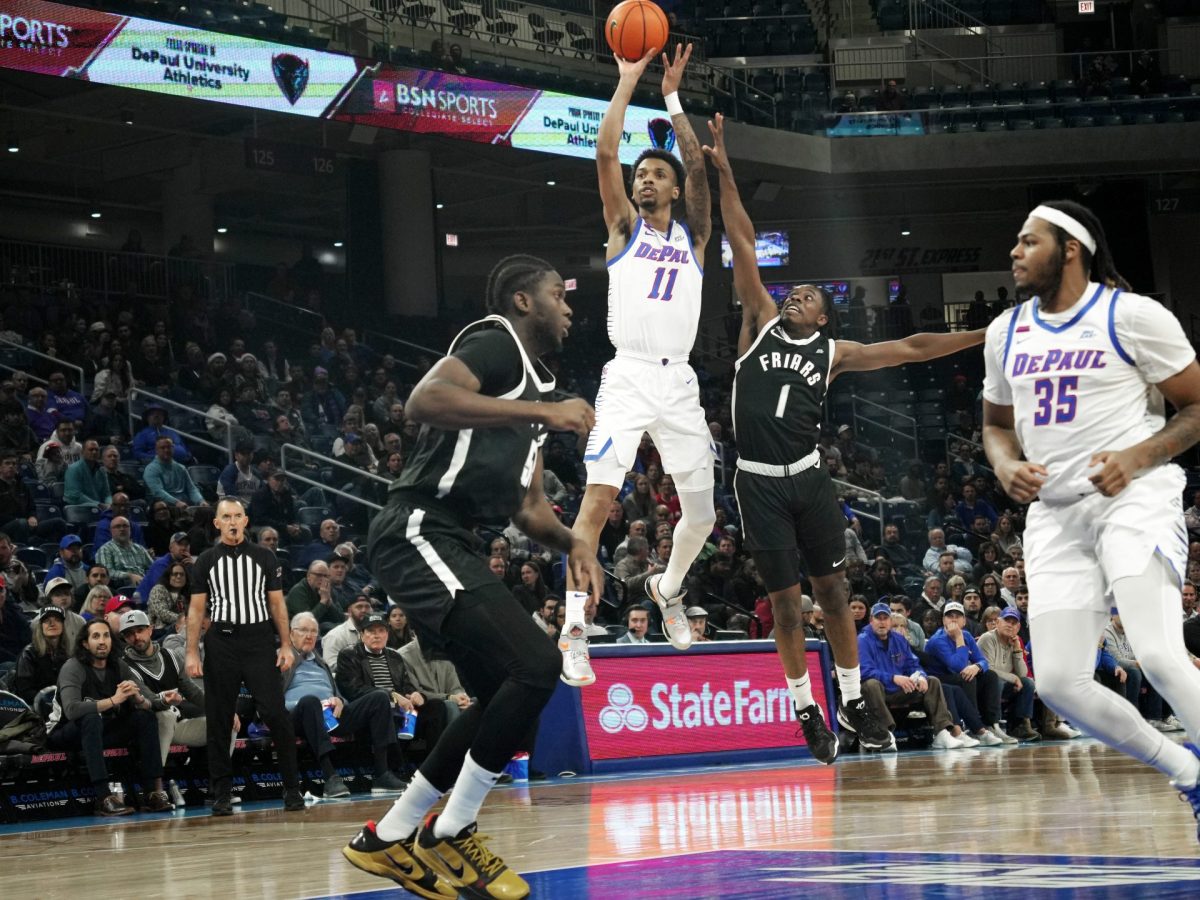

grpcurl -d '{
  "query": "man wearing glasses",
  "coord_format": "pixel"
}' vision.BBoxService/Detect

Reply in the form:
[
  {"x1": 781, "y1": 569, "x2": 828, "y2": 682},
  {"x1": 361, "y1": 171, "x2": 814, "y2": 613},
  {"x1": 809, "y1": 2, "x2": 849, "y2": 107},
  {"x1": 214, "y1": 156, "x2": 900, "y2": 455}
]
[{"x1": 285, "y1": 560, "x2": 342, "y2": 634}]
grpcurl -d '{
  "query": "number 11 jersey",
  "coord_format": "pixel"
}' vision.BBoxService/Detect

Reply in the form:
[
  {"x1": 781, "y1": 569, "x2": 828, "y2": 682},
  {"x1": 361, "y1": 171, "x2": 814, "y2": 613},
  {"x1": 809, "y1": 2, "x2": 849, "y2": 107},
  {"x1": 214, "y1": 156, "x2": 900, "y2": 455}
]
[
  {"x1": 606, "y1": 217, "x2": 704, "y2": 359},
  {"x1": 982, "y1": 283, "x2": 1194, "y2": 502}
]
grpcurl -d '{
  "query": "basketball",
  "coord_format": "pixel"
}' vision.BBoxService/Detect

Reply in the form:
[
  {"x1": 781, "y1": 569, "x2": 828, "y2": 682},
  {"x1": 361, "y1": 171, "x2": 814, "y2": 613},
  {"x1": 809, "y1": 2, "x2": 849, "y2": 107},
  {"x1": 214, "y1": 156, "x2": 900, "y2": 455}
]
[{"x1": 605, "y1": 0, "x2": 670, "y2": 61}]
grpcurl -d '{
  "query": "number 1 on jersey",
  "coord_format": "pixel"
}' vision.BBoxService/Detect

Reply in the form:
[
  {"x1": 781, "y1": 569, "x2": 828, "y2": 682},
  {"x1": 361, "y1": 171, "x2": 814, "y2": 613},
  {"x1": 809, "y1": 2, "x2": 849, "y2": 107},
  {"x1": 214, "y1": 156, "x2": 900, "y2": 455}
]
[
  {"x1": 774, "y1": 384, "x2": 791, "y2": 418},
  {"x1": 647, "y1": 267, "x2": 678, "y2": 302}
]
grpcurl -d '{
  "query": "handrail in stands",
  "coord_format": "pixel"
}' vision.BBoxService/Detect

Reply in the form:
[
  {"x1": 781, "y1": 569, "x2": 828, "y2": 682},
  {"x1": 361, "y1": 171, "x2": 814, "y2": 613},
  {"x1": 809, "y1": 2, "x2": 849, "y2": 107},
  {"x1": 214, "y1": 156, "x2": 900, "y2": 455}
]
[
  {"x1": 127, "y1": 388, "x2": 235, "y2": 464},
  {"x1": 360, "y1": 329, "x2": 437, "y2": 370},
  {"x1": 832, "y1": 476, "x2": 886, "y2": 540},
  {"x1": 851, "y1": 393, "x2": 918, "y2": 454},
  {"x1": 279, "y1": 442, "x2": 388, "y2": 511},
  {"x1": 0, "y1": 337, "x2": 86, "y2": 397},
  {"x1": 0, "y1": 365, "x2": 49, "y2": 387}
]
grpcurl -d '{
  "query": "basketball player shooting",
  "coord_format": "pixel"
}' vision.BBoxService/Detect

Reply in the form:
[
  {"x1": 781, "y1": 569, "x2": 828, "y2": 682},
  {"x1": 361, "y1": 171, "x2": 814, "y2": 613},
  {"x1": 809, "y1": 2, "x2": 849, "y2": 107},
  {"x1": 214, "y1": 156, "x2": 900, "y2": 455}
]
[
  {"x1": 983, "y1": 201, "x2": 1200, "y2": 839},
  {"x1": 561, "y1": 44, "x2": 715, "y2": 688},
  {"x1": 704, "y1": 113, "x2": 985, "y2": 758}
]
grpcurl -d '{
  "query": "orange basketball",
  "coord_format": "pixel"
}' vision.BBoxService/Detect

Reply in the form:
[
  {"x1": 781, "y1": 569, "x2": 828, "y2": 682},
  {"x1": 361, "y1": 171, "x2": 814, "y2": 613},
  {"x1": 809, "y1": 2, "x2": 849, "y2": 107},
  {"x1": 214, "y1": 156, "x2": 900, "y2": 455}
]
[{"x1": 605, "y1": 0, "x2": 670, "y2": 61}]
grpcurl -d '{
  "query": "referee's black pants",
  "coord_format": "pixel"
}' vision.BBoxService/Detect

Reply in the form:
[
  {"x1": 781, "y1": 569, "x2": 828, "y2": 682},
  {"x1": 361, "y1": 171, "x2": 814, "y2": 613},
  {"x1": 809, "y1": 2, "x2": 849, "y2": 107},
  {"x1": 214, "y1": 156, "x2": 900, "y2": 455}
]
[{"x1": 203, "y1": 622, "x2": 300, "y2": 792}]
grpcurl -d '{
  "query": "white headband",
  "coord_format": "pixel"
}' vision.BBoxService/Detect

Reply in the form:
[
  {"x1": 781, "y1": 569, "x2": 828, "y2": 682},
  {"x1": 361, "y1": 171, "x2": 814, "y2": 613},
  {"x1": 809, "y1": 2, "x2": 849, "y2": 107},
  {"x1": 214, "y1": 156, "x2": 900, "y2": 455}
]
[{"x1": 1030, "y1": 205, "x2": 1096, "y2": 255}]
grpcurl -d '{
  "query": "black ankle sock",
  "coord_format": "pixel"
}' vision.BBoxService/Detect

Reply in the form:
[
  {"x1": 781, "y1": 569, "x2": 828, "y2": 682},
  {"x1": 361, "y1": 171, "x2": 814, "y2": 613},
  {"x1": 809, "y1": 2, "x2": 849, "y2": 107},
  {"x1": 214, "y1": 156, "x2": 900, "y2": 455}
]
[{"x1": 373, "y1": 747, "x2": 390, "y2": 778}]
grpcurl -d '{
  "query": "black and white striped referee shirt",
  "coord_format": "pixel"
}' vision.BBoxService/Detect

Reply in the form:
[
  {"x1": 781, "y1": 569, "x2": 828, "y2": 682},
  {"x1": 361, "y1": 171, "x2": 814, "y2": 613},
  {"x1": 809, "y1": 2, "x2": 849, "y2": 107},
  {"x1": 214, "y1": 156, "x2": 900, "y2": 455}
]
[{"x1": 190, "y1": 539, "x2": 283, "y2": 624}]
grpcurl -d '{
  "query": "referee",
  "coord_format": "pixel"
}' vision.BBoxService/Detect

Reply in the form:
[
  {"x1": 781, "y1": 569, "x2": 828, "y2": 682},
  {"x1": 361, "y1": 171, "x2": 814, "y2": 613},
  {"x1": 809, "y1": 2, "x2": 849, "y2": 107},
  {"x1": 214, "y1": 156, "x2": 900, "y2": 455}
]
[{"x1": 185, "y1": 497, "x2": 303, "y2": 815}]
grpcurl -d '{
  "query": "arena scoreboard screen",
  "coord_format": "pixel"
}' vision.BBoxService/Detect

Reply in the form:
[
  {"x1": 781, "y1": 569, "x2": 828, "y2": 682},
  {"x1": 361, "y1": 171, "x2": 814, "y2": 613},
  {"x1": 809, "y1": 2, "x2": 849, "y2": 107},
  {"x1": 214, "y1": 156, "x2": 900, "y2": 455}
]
[{"x1": 0, "y1": 0, "x2": 681, "y2": 165}]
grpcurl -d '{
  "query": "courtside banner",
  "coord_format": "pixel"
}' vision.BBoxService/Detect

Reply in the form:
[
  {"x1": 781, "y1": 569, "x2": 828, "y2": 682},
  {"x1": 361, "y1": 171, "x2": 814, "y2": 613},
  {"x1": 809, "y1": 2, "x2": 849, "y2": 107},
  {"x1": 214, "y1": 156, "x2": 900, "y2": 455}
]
[
  {"x1": 335, "y1": 65, "x2": 681, "y2": 166},
  {"x1": 0, "y1": 0, "x2": 362, "y2": 115},
  {"x1": 579, "y1": 646, "x2": 831, "y2": 761}
]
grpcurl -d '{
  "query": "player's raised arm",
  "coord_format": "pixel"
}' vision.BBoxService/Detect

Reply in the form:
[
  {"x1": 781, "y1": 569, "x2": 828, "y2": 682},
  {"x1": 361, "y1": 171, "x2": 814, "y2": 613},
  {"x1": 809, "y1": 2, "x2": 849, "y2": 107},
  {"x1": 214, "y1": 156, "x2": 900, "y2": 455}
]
[
  {"x1": 831, "y1": 328, "x2": 986, "y2": 379},
  {"x1": 702, "y1": 113, "x2": 774, "y2": 350},
  {"x1": 598, "y1": 50, "x2": 655, "y2": 252},
  {"x1": 661, "y1": 43, "x2": 710, "y2": 256}
]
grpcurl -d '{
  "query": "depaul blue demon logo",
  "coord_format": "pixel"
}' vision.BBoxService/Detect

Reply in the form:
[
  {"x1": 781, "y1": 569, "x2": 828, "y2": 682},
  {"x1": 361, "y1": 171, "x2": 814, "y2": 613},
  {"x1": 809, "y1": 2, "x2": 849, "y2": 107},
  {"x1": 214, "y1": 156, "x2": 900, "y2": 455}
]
[
  {"x1": 272, "y1": 53, "x2": 310, "y2": 106},
  {"x1": 647, "y1": 117, "x2": 676, "y2": 152}
]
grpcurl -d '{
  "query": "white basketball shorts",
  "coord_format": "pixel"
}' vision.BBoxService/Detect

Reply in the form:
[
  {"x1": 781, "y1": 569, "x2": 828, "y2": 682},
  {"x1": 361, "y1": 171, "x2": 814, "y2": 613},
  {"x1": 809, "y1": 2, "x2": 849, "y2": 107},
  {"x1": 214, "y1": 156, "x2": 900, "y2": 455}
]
[
  {"x1": 583, "y1": 354, "x2": 714, "y2": 489},
  {"x1": 1024, "y1": 464, "x2": 1188, "y2": 621}
]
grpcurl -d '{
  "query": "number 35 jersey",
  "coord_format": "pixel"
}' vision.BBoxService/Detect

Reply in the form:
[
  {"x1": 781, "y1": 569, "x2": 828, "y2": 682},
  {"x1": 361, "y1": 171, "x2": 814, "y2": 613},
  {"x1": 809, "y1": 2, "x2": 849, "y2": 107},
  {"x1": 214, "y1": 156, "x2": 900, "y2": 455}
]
[
  {"x1": 983, "y1": 283, "x2": 1195, "y2": 502},
  {"x1": 606, "y1": 217, "x2": 703, "y2": 358}
]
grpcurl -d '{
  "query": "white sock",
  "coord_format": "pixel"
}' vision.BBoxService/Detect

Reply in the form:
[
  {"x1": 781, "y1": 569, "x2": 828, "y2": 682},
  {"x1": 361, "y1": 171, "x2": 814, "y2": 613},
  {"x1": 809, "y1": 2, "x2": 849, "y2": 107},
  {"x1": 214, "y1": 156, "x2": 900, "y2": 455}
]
[
  {"x1": 376, "y1": 772, "x2": 443, "y2": 841},
  {"x1": 836, "y1": 665, "x2": 862, "y2": 702},
  {"x1": 564, "y1": 590, "x2": 587, "y2": 638},
  {"x1": 786, "y1": 673, "x2": 814, "y2": 710},
  {"x1": 433, "y1": 752, "x2": 501, "y2": 838},
  {"x1": 658, "y1": 485, "x2": 715, "y2": 599}
]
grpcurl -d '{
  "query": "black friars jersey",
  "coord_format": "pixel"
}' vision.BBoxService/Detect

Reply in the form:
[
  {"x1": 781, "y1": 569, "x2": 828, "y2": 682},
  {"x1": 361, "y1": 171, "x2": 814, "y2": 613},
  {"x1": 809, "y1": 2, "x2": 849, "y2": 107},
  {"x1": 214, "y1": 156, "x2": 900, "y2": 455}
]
[
  {"x1": 732, "y1": 316, "x2": 834, "y2": 466},
  {"x1": 392, "y1": 315, "x2": 555, "y2": 528}
]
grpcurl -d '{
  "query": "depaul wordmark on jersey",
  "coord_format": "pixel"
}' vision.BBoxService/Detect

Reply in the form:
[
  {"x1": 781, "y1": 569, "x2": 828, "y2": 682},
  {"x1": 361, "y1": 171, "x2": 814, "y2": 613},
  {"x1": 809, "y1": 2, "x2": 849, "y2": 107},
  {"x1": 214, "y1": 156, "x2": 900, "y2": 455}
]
[
  {"x1": 1011, "y1": 349, "x2": 1107, "y2": 376},
  {"x1": 757, "y1": 350, "x2": 824, "y2": 386},
  {"x1": 633, "y1": 242, "x2": 690, "y2": 265}
]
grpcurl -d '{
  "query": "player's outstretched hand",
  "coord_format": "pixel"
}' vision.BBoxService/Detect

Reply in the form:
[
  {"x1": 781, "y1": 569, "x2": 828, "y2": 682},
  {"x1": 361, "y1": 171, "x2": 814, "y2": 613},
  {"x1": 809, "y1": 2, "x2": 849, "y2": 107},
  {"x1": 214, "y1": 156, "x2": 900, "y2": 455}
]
[
  {"x1": 567, "y1": 539, "x2": 606, "y2": 605},
  {"x1": 616, "y1": 47, "x2": 657, "y2": 80},
  {"x1": 1087, "y1": 448, "x2": 1142, "y2": 497},
  {"x1": 661, "y1": 43, "x2": 693, "y2": 96},
  {"x1": 701, "y1": 113, "x2": 730, "y2": 175},
  {"x1": 543, "y1": 398, "x2": 595, "y2": 436},
  {"x1": 996, "y1": 458, "x2": 1047, "y2": 504}
]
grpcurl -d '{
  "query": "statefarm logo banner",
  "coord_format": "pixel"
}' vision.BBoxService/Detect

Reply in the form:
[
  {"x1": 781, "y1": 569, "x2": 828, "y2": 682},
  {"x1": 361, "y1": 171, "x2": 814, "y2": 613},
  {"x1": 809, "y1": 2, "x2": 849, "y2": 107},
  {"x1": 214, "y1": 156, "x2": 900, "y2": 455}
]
[
  {"x1": 340, "y1": 65, "x2": 682, "y2": 167},
  {"x1": 0, "y1": 0, "x2": 360, "y2": 116},
  {"x1": 579, "y1": 649, "x2": 831, "y2": 761}
]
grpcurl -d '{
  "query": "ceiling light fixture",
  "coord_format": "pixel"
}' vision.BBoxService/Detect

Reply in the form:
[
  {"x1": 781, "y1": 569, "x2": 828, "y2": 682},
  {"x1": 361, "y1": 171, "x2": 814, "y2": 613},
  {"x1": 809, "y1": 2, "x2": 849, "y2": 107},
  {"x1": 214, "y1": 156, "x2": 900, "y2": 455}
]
[{"x1": 333, "y1": 241, "x2": 343, "y2": 248}]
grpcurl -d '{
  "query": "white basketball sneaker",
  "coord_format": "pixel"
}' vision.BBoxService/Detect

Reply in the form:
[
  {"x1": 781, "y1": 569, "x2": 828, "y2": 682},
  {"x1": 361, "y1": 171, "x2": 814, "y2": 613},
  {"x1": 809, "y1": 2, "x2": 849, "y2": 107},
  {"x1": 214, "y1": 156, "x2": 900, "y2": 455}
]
[
  {"x1": 559, "y1": 625, "x2": 595, "y2": 687},
  {"x1": 646, "y1": 574, "x2": 693, "y2": 651}
]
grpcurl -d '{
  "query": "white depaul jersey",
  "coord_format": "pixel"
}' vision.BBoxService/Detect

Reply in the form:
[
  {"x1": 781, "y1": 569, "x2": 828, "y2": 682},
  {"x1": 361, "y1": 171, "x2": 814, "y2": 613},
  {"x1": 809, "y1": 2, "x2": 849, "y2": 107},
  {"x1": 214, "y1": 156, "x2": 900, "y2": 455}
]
[
  {"x1": 606, "y1": 217, "x2": 703, "y2": 359},
  {"x1": 983, "y1": 283, "x2": 1195, "y2": 502}
]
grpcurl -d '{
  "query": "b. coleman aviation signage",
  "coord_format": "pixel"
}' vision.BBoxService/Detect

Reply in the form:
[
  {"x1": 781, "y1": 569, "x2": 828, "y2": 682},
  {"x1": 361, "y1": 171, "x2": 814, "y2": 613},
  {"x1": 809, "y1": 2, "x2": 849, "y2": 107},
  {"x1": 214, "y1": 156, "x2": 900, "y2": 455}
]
[
  {"x1": 578, "y1": 649, "x2": 832, "y2": 761},
  {"x1": 0, "y1": 0, "x2": 680, "y2": 165}
]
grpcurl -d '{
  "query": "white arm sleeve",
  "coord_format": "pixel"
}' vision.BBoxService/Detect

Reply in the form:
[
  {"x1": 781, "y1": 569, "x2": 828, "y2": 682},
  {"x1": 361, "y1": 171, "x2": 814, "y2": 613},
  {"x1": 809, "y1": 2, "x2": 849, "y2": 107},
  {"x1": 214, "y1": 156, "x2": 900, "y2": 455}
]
[
  {"x1": 982, "y1": 311, "x2": 1014, "y2": 405},
  {"x1": 1114, "y1": 293, "x2": 1196, "y2": 384}
]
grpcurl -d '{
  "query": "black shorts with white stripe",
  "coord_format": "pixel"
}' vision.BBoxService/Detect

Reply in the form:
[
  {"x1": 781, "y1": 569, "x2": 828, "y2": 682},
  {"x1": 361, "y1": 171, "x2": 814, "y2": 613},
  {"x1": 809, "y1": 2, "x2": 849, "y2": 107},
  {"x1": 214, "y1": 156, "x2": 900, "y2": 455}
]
[{"x1": 366, "y1": 491, "x2": 500, "y2": 642}]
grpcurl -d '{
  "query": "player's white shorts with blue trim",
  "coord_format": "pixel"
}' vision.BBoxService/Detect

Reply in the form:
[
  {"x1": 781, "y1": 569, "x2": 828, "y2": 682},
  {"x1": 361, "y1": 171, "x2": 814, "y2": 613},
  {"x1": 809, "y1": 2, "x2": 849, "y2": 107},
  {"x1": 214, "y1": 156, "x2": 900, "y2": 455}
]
[{"x1": 1024, "y1": 464, "x2": 1188, "y2": 620}]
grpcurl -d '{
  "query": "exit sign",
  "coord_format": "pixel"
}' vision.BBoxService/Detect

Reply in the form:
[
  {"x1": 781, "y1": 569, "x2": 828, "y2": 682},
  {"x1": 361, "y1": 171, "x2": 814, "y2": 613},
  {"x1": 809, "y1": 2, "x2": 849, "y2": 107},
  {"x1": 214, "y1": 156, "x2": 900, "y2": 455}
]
[
  {"x1": 564, "y1": 278, "x2": 577, "y2": 291},
  {"x1": 1078, "y1": 0, "x2": 1094, "y2": 12}
]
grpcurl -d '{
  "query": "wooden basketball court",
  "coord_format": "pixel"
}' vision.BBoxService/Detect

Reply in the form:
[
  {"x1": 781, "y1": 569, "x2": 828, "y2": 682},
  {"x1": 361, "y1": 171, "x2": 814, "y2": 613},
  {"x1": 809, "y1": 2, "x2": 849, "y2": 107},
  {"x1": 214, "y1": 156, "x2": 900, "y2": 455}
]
[{"x1": 4, "y1": 738, "x2": 1200, "y2": 898}]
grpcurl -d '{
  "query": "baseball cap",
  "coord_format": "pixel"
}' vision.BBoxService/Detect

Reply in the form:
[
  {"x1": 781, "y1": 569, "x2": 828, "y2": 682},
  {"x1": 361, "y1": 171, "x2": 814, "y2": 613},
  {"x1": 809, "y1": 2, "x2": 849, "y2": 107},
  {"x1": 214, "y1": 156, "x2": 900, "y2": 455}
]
[
  {"x1": 870, "y1": 601, "x2": 892, "y2": 618},
  {"x1": 359, "y1": 611, "x2": 388, "y2": 631},
  {"x1": 684, "y1": 606, "x2": 708, "y2": 619},
  {"x1": 343, "y1": 432, "x2": 360, "y2": 445},
  {"x1": 314, "y1": 366, "x2": 329, "y2": 377},
  {"x1": 59, "y1": 535, "x2": 82, "y2": 549},
  {"x1": 800, "y1": 595, "x2": 814, "y2": 613},
  {"x1": 119, "y1": 609, "x2": 151, "y2": 632},
  {"x1": 1000, "y1": 606, "x2": 1022, "y2": 621},
  {"x1": 104, "y1": 595, "x2": 135, "y2": 616},
  {"x1": 943, "y1": 601, "x2": 966, "y2": 616},
  {"x1": 170, "y1": 531, "x2": 190, "y2": 544},
  {"x1": 89, "y1": 321, "x2": 108, "y2": 333},
  {"x1": 838, "y1": 424, "x2": 852, "y2": 434},
  {"x1": 35, "y1": 605, "x2": 66, "y2": 622},
  {"x1": 964, "y1": 585, "x2": 981, "y2": 597},
  {"x1": 45, "y1": 576, "x2": 72, "y2": 594}
]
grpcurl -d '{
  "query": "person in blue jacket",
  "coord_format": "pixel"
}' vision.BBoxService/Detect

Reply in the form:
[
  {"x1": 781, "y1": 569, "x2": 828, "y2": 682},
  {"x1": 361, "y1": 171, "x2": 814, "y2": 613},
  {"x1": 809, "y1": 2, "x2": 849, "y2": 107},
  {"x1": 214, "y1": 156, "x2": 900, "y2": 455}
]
[
  {"x1": 131, "y1": 405, "x2": 193, "y2": 464},
  {"x1": 925, "y1": 601, "x2": 1008, "y2": 745},
  {"x1": 858, "y1": 601, "x2": 964, "y2": 750}
]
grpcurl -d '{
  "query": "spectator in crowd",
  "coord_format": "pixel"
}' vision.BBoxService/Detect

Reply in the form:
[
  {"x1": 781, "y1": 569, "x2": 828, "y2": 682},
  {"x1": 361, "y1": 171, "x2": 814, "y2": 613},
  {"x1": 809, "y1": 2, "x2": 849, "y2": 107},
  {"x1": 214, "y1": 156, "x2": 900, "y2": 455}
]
[
  {"x1": 14, "y1": 605, "x2": 70, "y2": 707},
  {"x1": 398, "y1": 634, "x2": 472, "y2": 724},
  {"x1": 0, "y1": 453, "x2": 66, "y2": 543},
  {"x1": 1104, "y1": 611, "x2": 1180, "y2": 732},
  {"x1": 217, "y1": 442, "x2": 260, "y2": 507},
  {"x1": 617, "y1": 606, "x2": 651, "y2": 644},
  {"x1": 131, "y1": 405, "x2": 194, "y2": 464},
  {"x1": 889, "y1": 596, "x2": 925, "y2": 651},
  {"x1": 858, "y1": 601, "x2": 964, "y2": 750},
  {"x1": 84, "y1": 392, "x2": 126, "y2": 445},
  {"x1": 142, "y1": 500, "x2": 175, "y2": 557},
  {"x1": 45, "y1": 535, "x2": 87, "y2": 592},
  {"x1": 878, "y1": 79, "x2": 907, "y2": 111},
  {"x1": 580, "y1": 594, "x2": 609, "y2": 638},
  {"x1": 1184, "y1": 580, "x2": 1198, "y2": 620},
  {"x1": 35, "y1": 440, "x2": 68, "y2": 483},
  {"x1": 47, "y1": 371, "x2": 87, "y2": 423},
  {"x1": 298, "y1": 519, "x2": 341, "y2": 569},
  {"x1": 597, "y1": 500, "x2": 627, "y2": 562},
  {"x1": 137, "y1": 531, "x2": 193, "y2": 603},
  {"x1": 910, "y1": 576, "x2": 946, "y2": 625},
  {"x1": 622, "y1": 473, "x2": 656, "y2": 525},
  {"x1": 284, "y1": 611, "x2": 402, "y2": 797},
  {"x1": 0, "y1": 399, "x2": 38, "y2": 460},
  {"x1": 387, "y1": 605, "x2": 415, "y2": 649},
  {"x1": 24, "y1": 386, "x2": 57, "y2": 442},
  {"x1": 93, "y1": 494, "x2": 144, "y2": 548},
  {"x1": 257, "y1": 526, "x2": 280, "y2": 552},
  {"x1": 132, "y1": 336, "x2": 171, "y2": 392},
  {"x1": 972, "y1": 541, "x2": 1003, "y2": 584},
  {"x1": 91, "y1": 353, "x2": 131, "y2": 404},
  {"x1": 327, "y1": 554, "x2": 357, "y2": 610},
  {"x1": 991, "y1": 514, "x2": 1022, "y2": 557},
  {"x1": 95, "y1": 517, "x2": 155, "y2": 589},
  {"x1": 40, "y1": 419, "x2": 83, "y2": 465},
  {"x1": 511, "y1": 562, "x2": 549, "y2": 616},
  {"x1": 101, "y1": 446, "x2": 144, "y2": 502},
  {"x1": 980, "y1": 572, "x2": 1004, "y2": 610},
  {"x1": 80, "y1": 584, "x2": 112, "y2": 622},
  {"x1": 944, "y1": 574, "x2": 967, "y2": 605},
  {"x1": 143, "y1": 436, "x2": 206, "y2": 510},
  {"x1": 0, "y1": 532, "x2": 38, "y2": 610},
  {"x1": 924, "y1": 602, "x2": 1004, "y2": 745},
  {"x1": 923, "y1": 528, "x2": 972, "y2": 575},
  {"x1": 1095, "y1": 633, "x2": 1129, "y2": 698},
  {"x1": 962, "y1": 586, "x2": 986, "y2": 637},
  {"x1": 286, "y1": 560, "x2": 342, "y2": 635},
  {"x1": 303, "y1": 367, "x2": 347, "y2": 438},
  {"x1": 147, "y1": 562, "x2": 190, "y2": 631},
  {"x1": 687, "y1": 606, "x2": 709, "y2": 643},
  {"x1": 531, "y1": 595, "x2": 558, "y2": 637},
  {"x1": 103, "y1": 595, "x2": 135, "y2": 639},
  {"x1": 64, "y1": 439, "x2": 111, "y2": 506},
  {"x1": 868, "y1": 557, "x2": 903, "y2": 599},
  {"x1": 877, "y1": 523, "x2": 916, "y2": 571},
  {"x1": 614, "y1": 536, "x2": 652, "y2": 586},
  {"x1": 336, "y1": 610, "x2": 446, "y2": 790},
  {"x1": 47, "y1": 620, "x2": 172, "y2": 815},
  {"x1": 977, "y1": 607, "x2": 1039, "y2": 741},
  {"x1": 1000, "y1": 567, "x2": 1021, "y2": 605},
  {"x1": 321, "y1": 593, "x2": 374, "y2": 674},
  {"x1": 251, "y1": 470, "x2": 309, "y2": 546},
  {"x1": 650, "y1": 535, "x2": 673, "y2": 569},
  {"x1": 120, "y1": 608, "x2": 213, "y2": 766},
  {"x1": 0, "y1": 572, "x2": 31, "y2": 673}
]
